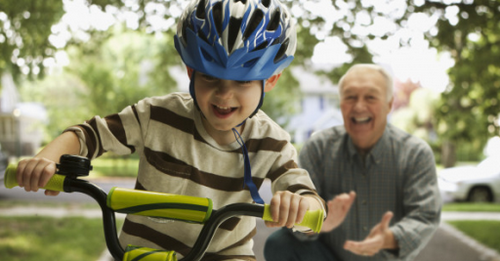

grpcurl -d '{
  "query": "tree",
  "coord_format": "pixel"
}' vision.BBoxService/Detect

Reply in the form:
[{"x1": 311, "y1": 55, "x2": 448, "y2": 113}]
[
  {"x1": 412, "y1": 0, "x2": 500, "y2": 166},
  {"x1": 65, "y1": 25, "x2": 178, "y2": 117},
  {"x1": 19, "y1": 25, "x2": 180, "y2": 141},
  {"x1": 0, "y1": 0, "x2": 64, "y2": 81}
]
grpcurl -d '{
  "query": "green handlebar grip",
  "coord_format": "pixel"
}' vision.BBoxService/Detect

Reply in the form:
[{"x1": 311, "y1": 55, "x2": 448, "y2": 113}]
[
  {"x1": 262, "y1": 204, "x2": 324, "y2": 233},
  {"x1": 108, "y1": 187, "x2": 213, "y2": 224},
  {"x1": 3, "y1": 164, "x2": 66, "y2": 192}
]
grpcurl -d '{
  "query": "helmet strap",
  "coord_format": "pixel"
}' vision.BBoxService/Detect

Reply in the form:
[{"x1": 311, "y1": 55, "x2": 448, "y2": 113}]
[
  {"x1": 189, "y1": 71, "x2": 200, "y2": 111},
  {"x1": 248, "y1": 80, "x2": 266, "y2": 118},
  {"x1": 232, "y1": 127, "x2": 264, "y2": 204}
]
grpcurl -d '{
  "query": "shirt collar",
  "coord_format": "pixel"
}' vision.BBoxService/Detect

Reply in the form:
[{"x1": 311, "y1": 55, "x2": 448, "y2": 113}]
[{"x1": 346, "y1": 125, "x2": 391, "y2": 166}]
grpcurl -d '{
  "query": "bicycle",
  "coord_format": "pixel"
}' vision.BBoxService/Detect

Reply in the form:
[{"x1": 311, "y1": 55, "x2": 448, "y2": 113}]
[{"x1": 4, "y1": 154, "x2": 324, "y2": 261}]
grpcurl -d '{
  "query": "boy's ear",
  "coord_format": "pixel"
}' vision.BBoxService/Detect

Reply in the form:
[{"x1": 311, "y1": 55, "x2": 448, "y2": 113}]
[
  {"x1": 186, "y1": 66, "x2": 194, "y2": 78},
  {"x1": 264, "y1": 73, "x2": 282, "y2": 92}
]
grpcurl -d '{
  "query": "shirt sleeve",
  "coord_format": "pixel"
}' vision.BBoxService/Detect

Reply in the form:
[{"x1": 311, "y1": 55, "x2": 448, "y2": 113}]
[
  {"x1": 268, "y1": 140, "x2": 326, "y2": 234},
  {"x1": 386, "y1": 142, "x2": 441, "y2": 259},
  {"x1": 63, "y1": 99, "x2": 149, "y2": 159}
]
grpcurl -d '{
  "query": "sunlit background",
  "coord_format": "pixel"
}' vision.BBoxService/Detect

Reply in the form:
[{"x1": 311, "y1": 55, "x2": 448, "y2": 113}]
[
  {"x1": 1, "y1": 0, "x2": 500, "y2": 260},
  {"x1": 1, "y1": 0, "x2": 499, "y2": 168}
]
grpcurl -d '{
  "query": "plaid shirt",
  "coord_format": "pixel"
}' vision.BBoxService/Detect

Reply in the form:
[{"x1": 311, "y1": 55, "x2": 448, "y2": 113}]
[{"x1": 298, "y1": 124, "x2": 441, "y2": 261}]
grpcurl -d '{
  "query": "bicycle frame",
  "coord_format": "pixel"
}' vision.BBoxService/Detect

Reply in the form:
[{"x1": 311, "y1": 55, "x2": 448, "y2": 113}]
[{"x1": 4, "y1": 157, "x2": 323, "y2": 261}]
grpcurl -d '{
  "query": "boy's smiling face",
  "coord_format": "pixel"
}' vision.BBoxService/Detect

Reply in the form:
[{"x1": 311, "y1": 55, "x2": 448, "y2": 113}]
[{"x1": 194, "y1": 72, "x2": 263, "y2": 135}]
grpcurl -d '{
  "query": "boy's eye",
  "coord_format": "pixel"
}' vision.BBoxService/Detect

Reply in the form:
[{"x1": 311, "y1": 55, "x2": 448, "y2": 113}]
[
  {"x1": 201, "y1": 74, "x2": 218, "y2": 81},
  {"x1": 237, "y1": 80, "x2": 252, "y2": 85}
]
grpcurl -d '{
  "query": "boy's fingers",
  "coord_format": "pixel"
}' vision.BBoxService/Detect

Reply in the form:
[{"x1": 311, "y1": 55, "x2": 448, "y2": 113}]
[
  {"x1": 39, "y1": 162, "x2": 56, "y2": 188},
  {"x1": 44, "y1": 190, "x2": 60, "y2": 196},
  {"x1": 278, "y1": 194, "x2": 291, "y2": 226},
  {"x1": 295, "y1": 203, "x2": 306, "y2": 224},
  {"x1": 16, "y1": 160, "x2": 27, "y2": 188},
  {"x1": 269, "y1": 194, "x2": 281, "y2": 222}
]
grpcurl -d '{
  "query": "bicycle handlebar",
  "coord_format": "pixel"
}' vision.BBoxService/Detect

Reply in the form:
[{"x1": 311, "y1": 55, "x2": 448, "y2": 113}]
[{"x1": 4, "y1": 163, "x2": 324, "y2": 261}]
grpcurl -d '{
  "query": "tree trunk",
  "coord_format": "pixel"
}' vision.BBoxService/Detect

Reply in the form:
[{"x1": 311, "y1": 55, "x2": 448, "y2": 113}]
[{"x1": 441, "y1": 141, "x2": 456, "y2": 168}]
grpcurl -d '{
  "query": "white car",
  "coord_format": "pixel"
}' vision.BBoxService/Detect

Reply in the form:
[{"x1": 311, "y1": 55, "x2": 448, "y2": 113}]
[{"x1": 438, "y1": 154, "x2": 500, "y2": 203}]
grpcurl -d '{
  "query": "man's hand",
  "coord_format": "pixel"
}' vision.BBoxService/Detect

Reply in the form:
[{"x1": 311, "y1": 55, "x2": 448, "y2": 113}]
[
  {"x1": 321, "y1": 191, "x2": 356, "y2": 232},
  {"x1": 343, "y1": 211, "x2": 396, "y2": 256}
]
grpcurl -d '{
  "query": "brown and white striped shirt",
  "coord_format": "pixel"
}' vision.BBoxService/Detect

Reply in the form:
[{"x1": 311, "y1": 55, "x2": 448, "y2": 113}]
[{"x1": 66, "y1": 92, "x2": 321, "y2": 260}]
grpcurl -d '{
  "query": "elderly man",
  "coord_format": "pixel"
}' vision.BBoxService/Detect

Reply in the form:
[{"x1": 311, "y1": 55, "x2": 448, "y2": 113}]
[{"x1": 264, "y1": 64, "x2": 441, "y2": 261}]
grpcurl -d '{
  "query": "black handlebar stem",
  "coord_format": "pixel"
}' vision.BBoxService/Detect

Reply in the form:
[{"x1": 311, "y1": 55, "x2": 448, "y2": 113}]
[
  {"x1": 181, "y1": 203, "x2": 264, "y2": 261},
  {"x1": 65, "y1": 178, "x2": 125, "y2": 260}
]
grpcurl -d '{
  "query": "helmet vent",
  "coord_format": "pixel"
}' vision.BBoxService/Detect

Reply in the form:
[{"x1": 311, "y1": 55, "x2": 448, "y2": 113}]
[
  {"x1": 267, "y1": 8, "x2": 280, "y2": 31},
  {"x1": 213, "y1": 2, "x2": 223, "y2": 36},
  {"x1": 274, "y1": 38, "x2": 289, "y2": 63},
  {"x1": 196, "y1": 0, "x2": 206, "y2": 19},
  {"x1": 228, "y1": 17, "x2": 243, "y2": 53},
  {"x1": 254, "y1": 40, "x2": 268, "y2": 51},
  {"x1": 261, "y1": 0, "x2": 270, "y2": 8},
  {"x1": 243, "y1": 9, "x2": 264, "y2": 41}
]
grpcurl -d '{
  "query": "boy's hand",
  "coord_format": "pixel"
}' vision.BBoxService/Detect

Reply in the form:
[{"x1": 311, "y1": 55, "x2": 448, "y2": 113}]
[
  {"x1": 264, "y1": 190, "x2": 314, "y2": 229},
  {"x1": 17, "y1": 157, "x2": 60, "y2": 196},
  {"x1": 321, "y1": 191, "x2": 356, "y2": 232},
  {"x1": 343, "y1": 211, "x2": 396, "y2": 256}
]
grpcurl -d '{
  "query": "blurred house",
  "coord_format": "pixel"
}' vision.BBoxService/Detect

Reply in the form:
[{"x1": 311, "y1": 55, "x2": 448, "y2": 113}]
[
  {"x1": 287, "y1": 66, "x2": 343, "y2": 144},
  {"x1": 0, "y1": 72, "x2": 47, "y2": 157}
]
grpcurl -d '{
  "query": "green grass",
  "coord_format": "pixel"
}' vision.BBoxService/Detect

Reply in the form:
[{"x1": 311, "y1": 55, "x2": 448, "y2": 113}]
[
  {"x1": 447, "y1": 220, "x2": 500, "y2": 253},
  {"x1": 0, "y1": 216, "x2": 109, "y2": 261},
  {"x1": 442, "y1": 203, "x2": 500, "y2": 212},
  {"x1": 442, "y1": 203, "x2": 500, "y2": 253}
]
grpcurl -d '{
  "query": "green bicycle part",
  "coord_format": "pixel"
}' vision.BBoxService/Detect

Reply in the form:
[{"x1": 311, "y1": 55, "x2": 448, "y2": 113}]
[
  {"x1": 124, "y1": 245, "x2": 177, "y2": 261},
  {"x1": 262, "y1": 204, "x2": 324, "y2": 233},
  {"x1": 3, "y1": 164, "x2": 66, "y2": 192},
  {"x1": 107, "y1": 187, "x2": 213, "y2": 224}
]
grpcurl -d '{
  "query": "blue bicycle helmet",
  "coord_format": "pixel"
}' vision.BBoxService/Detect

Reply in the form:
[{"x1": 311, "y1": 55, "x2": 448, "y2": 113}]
[{"x1": 175, "y1": 0, "x2": 297, "y2": 81}]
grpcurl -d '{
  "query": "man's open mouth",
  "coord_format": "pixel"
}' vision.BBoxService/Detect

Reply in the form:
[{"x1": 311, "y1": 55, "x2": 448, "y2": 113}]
[{"x1": 351, "y1": 117, "x2": 372, "y2": 124}]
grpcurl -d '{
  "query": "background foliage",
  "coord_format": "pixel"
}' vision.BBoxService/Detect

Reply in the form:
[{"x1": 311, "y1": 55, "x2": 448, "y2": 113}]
[{"x1": 1, "y1": 0, "x2": 499, "y2": 165}]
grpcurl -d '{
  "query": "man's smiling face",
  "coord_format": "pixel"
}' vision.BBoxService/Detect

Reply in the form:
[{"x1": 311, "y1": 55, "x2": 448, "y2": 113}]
[{"x1": 339, "y1": 67, "x2": 393, "y2": 152}]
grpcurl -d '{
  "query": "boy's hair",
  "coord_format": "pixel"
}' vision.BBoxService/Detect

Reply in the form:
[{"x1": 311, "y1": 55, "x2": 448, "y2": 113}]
[{"x1": 174, "y1": 0, "x2": 297, "y2": 82}]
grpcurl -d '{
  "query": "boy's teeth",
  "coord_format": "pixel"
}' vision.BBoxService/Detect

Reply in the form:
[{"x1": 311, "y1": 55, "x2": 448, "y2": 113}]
[{"x1": 215, "y1": 105, "x2": 232, "y2": 114}]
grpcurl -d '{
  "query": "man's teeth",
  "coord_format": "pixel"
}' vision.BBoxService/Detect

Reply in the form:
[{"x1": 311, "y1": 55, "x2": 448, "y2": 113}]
[{"x1": 353, "y1": 117, "x2": 371, "y2": 123}]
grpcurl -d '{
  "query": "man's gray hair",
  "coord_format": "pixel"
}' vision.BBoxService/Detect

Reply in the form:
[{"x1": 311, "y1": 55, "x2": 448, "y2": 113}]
[{"x1": 338, "y1": 64, "x2": 394, "y2": 102}]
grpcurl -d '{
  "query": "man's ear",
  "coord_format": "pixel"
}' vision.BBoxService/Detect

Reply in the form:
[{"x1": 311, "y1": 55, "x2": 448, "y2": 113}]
[
  {"x1": 186, "y1": 66, "x2": 194, "y2": 78},
  {"x1": 387, "y1": 96, "x2": 394, "y2": 110},
  {"x1": 264, "y1": 73, "x2": 282, "y2": 93}
]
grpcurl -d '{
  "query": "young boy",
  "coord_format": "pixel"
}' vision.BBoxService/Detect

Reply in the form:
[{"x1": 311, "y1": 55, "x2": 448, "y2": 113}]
[{"x1": 15, "y1": 0, "x2": 326, "y2": 259}]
